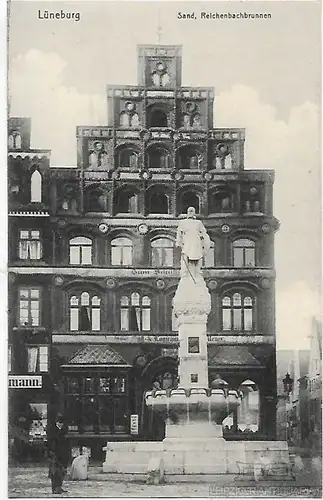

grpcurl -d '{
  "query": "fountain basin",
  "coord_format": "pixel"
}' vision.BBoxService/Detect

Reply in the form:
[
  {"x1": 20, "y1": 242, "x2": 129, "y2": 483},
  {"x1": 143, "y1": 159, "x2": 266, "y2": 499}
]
[{"x1": 145, "y1": 387, "x2": 242, "y2": 424}]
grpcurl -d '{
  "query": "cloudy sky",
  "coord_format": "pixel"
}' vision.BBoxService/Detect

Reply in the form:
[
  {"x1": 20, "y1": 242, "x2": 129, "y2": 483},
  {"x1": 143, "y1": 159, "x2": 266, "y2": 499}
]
[{"x1": 8, "y1": 0, "x2": 322, "y2": 349}]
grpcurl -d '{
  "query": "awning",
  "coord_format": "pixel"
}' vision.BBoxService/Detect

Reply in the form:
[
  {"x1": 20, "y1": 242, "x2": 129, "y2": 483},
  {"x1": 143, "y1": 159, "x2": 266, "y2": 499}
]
[
  {"x1": 61, "y1": 344, "x2": 132, "y2": 368},
  {"x1": 209, "y1": 346, "x2": 260, "y2": 367}
]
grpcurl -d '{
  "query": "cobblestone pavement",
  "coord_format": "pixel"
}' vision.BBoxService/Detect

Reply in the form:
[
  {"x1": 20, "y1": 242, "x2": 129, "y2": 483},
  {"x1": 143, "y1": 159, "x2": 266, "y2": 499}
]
[{"x1": 8, "y1": 466, "x2": 322, "y2": 498}]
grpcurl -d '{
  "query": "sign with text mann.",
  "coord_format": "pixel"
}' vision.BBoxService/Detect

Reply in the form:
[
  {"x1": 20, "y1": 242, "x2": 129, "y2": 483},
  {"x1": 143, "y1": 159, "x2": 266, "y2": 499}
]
[{"x1": 8, "y1": 375, "x2": 42, "y2": 389}]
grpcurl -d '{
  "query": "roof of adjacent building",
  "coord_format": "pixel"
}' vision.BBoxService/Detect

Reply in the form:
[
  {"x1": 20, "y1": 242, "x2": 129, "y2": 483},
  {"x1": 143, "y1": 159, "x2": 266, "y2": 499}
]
[
  {"x1": 209, "y1": 346, "x2": 260, "y2": 366},
  {"x1": 65, "y1": 345, "x2": 131, "y2": 366}
]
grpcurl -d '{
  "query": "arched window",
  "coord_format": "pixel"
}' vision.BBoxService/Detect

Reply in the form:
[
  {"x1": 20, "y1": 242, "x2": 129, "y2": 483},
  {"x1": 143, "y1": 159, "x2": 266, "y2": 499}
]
[
  {"x1": 148, "y1": 148, "x2": 169, "y2": 168},
  {"x1": 150, "y1": 109, "x2": 168, "y2": 128},
  {"x1": 131, "y1": 113, "x2": 139, "y2": 127},
  {"x1": 111, "y1": 237, "x2": 133, "y2": 266},
  {"x1": 115, "y1": 189, "x2": 139, "y2": 214},
  {"x1": 179, "y1": 147, "x2": 202, "y2": 170},
  {"x1": 70, "y1": 292, "x2": 101, "y2": 331},
  {"x1": 118, "y1": 149, "x2": 138, "y2": 168},
  {"x1": 209, "y1": 189, "x2": 232, "y2": 213},
  {"x1": 222, "y1": 292, "x2": 254, "y2": 332},
  {"x1": 202, "y1": 240, "x2": 215, "y2": 268},
  {"x1": 181, "y1": 191, "x2": 200, "y2": 214},
  {"x1": 9, "y1": 132, "x2": 22, "y2": 149},
  {"x1": 69, "y1": 237, "x2": 92, "y2": 265},
  {"x1": 151, "y1": 238, "x2": 174, "y2": 267},
  {"x1": 192, "y1": 113, "x2": 201, "y2": 128},
  {"x1": 31, "y1": 170, "x2": 42, "y2": 203},
  {"x1": 120, "y1": 292, "x2": 151, "y2": 331},
  {"x1": 147, "y1": 191, "x2": 169, "y2": 215},
  {"x1": 224, "y1": 154, "x2": 232, "y2": 170},
  {"x1": 120, "y1": 112, "x2": 130, "y2": 127},
  {"x1": 233, "y1": 239, "x2": 255, "y2": 267},
  {"x1": 182, "y1": 114, "x2": 190, "y2": 129}
]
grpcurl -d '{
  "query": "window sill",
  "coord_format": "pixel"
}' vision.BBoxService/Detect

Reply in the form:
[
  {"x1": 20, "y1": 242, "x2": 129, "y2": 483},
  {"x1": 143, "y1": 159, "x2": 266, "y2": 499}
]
[{"x1": 13, "y1": 326, "x2": 46, "y2": 332}]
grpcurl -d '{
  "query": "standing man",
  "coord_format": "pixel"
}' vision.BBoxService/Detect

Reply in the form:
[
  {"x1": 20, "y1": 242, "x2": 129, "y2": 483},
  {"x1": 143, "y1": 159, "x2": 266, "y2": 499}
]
[
  {"x1": 47, "y1": 414, "x2": 69, "y2": 494},
  {"x1": 176, "y1": 206, "x2": 210, "y2": 281}
]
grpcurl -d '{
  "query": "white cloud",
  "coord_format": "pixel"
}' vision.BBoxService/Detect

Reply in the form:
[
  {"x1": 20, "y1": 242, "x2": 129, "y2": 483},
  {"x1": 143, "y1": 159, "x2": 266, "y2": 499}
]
[
  {"x1": 216, "y1": 85, "x2": 321, "y2": 349},
  {"x1": 9, "y1": 49, "x2": 105, "y2": 165},
  {"x1": 10, "y1": 53, "x2": 321, "y2": 349},
  {"x1": 276, "y1": 281, "x2": 321, "y2": 350}
]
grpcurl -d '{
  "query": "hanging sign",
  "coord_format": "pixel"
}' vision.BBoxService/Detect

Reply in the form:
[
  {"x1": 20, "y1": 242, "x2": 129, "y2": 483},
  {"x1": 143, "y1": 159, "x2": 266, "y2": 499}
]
[{"x1": 130, "y1": 414, "x2": 139, "y2": 435}]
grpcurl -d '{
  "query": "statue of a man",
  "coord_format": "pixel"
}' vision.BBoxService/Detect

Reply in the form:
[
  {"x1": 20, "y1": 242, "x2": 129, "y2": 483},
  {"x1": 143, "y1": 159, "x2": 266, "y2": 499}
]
[{"x1": 176, "y1": 206, "x2": 210, "y2": 281}]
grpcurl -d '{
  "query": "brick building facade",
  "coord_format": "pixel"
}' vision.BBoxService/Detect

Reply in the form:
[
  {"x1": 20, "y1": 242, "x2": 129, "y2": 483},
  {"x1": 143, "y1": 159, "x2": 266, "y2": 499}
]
[{"x1": 8, "y1": 45, "x2": 279, "y2": 459}]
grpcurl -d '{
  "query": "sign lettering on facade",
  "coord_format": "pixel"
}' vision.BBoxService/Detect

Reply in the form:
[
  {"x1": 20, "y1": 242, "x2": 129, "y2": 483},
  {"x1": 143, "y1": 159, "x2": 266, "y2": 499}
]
[
  {"x1": 8, "y1": 375, "x2": 42, "y2": 389},
  {"x1": 130, "y1": 414, "x2": 139, "y2": 435}
]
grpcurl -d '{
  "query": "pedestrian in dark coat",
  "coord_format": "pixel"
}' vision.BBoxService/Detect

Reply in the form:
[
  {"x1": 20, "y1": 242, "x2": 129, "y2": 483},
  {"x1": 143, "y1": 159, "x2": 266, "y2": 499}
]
[{"x1": 47, "y1": 414, "x2": 69, "y2": 494}]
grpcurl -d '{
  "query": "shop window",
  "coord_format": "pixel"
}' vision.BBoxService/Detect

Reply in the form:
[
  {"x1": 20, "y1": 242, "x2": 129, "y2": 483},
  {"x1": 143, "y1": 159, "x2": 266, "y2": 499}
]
[
  {"x1": 27, "y1": 345, "x2": 48, "y2": 372},
  {"x1": 19, "y1": 288, "x2": 40, "y2": 327},
  {"x1": 111, "y1": 237, "x2": 133, "y2": 266},
  {"x1": 69, "y1": 237, "x2": 92, "y2": 265},
  {"x1": 233, "y1": 239, "x2": 255, "y2": 267},
  {"x1": 115, "y1": 189, "x2": 139, "y2": 214},
  {"x1": 202, "y1": 240, "x2": 215, "y2": 268},
  {"x1": 151, "y1": 238, "x2": 174, "y2": 267},
  {"x1": 18, "y1": 230, "x2": 42, "y2": 260},
  {"x1": 70, "y1": 292, "x2": 101, "y2": 332},
  {"x1": 65, "y1": 375, "x2": 128, "y2": 434},
  {"x1": 31, "y1": 170, "x2": 42, "y2": 203},
  {"x1": 222, "y1": 292, "x2": 254, "y2": 332},
  {"x1": 29, "y1": 403, "x2": 47, "y2": 443},
  {"x1": 120, "y1": 292, "x2": 151, "y2": 331}
]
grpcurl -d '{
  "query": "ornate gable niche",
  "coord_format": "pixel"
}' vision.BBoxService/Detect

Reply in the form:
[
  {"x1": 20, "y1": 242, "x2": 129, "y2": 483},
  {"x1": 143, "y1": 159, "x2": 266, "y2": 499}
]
[
  {"x1": 177, "y1": 100, "x2": 207, "y2": 130},
  {"x1": 8, "y1": 117, "x2": 31, "y2": 150},
  {"x1": 137, "y1": 45, "x2": 182, "y2": 88}
]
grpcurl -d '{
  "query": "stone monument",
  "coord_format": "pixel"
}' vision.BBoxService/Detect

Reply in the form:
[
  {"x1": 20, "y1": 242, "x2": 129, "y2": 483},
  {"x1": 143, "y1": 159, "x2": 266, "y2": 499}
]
[{"x1": 102, "y1": 208, "x2": 290, "y2": 477}]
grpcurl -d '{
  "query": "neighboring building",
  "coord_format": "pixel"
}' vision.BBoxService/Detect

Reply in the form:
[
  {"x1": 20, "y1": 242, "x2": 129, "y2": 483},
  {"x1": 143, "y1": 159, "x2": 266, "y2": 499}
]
[
  {"x1": 276, "y1": 349, "x2": 310, "y2": 445},
  {"x1": 276, "y1": 324, "x2": 322, "y2": 456},
  {"x1": 8, "y1": 45, "x2": 279, "y2": 459},
  {"x1": 308, "y1": 317, "x2": 322, "y2": 456}
]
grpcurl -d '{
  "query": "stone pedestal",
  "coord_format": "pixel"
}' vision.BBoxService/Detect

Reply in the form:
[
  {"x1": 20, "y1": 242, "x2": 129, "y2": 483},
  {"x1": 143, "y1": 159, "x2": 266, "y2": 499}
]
[{"x1": 173, "y1": 274, "x2": 211, "y2": 390}]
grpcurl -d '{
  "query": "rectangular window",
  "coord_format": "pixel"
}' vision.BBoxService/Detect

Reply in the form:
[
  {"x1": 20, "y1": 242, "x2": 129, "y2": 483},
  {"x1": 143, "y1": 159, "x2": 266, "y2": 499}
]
[
  {"x1": 19, "y1": 230, "x2": 42, "y2": 260},
  {"x1": 244, "y1": 309, "x2": 253, "y2": 331},
  {"x1": 19, "y1": 288, "x2": 40, "y2": 326},
  {"x1": 120, "y1": 309, "x2": 129, "y2": 331},
  {"x1": 222, "y1": 309, "x2": 231, "y2": 331},
  {"x1": 111, "y1": 247, "x2": 121, "y2": 266},
  {"x1": 27, "y1": 346, "x2": 48, "y2": 372},
  {"x1": 92, "y1": 308, "x2": 101, "y2": 331},
  {"x1": 233, "y1": 248, "x2": 244, "y2": 267},
  {"x1": 245, "y1": 248, "x2": 255, "y2": 267},
  {"x1": 8, "y1": 346, "x2": 12, "y2": 373},
  {"x1": 233, "y1": 309, "x2": 241, "y2": 330},
  {"x1": 142, "y1": 308, "x2": 150, "y2": 331}
]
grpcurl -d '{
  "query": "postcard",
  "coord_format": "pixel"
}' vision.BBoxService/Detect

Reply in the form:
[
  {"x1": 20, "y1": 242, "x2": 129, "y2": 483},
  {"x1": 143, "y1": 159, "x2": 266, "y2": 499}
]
[{"x1": 7, "y1": 0, "x2": 322, "y2": 497}]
